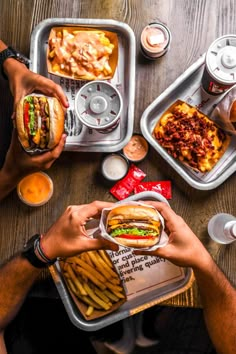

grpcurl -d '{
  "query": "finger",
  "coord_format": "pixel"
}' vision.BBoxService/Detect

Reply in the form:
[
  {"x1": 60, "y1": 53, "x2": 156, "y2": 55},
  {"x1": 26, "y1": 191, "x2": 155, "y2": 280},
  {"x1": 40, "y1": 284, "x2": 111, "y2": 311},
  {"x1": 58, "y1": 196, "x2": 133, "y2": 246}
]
[
  {"x1": 133, "y1": 247, "x2": 165, "y2": 258},
  {"x1": 11, "y1": 112, "x2": 16, "y2": 121},
  {"x1": 13, "y1": 93, "x2": 25, "y2": 112},
  {"x1": 75, "y1": 201, "x2": 115, "y2": 222},
  {"x1": 49, "y1": 134, "x2": 67, "y2": 159},
  {"x1": 81, "y1": 237, "x2": 119, "y2": 252},
  {"x1": 143, "y1": 202, "x2": 180, "y2": 223},
  {"x1": 39, "y1": 83, "x2": 69, "y2": 108},
  {"x1": 54, "y1": 85, "x2": 69, "y2": 108},
  {"x1": 31, "y1": 135, "x2": 66, "y2": 167}
]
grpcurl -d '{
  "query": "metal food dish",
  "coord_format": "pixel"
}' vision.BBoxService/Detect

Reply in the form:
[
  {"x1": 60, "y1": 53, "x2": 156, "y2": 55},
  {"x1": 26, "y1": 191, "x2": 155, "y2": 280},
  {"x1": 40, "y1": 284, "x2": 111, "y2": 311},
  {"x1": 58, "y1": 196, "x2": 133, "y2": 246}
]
[
  {"x1": 50, "y1": 191, "x2": 193, "y2": 331},
  {"x1": 140, "y1": 55, "x2": 236, "y2": 190},
  {"x1": 30, "y1": 18, "x2": 136, "y2": 152}
]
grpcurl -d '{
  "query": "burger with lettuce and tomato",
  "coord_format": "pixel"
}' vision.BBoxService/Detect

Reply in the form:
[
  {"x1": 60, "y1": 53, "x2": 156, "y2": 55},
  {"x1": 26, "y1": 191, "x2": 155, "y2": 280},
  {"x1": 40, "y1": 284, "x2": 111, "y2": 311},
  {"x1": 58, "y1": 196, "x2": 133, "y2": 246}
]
[
  {"x1": 16, "y1": 94, "x2": 65, "y2": 151},
  {"x1": 106, "y1": 204, "x2": 162, "y2": 248}
]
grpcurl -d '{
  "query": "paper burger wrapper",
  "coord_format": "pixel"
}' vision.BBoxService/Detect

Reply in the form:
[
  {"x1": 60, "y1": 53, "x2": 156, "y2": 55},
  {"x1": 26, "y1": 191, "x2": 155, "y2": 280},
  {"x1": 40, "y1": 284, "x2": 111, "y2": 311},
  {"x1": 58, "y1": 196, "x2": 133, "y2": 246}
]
[{"x1": 99, "y1": 201, "x2": 168, "y2": 251}]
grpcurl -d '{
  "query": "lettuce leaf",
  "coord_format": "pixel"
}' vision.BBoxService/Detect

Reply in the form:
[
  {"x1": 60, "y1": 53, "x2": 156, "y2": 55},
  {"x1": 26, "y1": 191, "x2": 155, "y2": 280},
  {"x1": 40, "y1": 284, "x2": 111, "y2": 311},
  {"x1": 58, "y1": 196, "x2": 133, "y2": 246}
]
[{"x1": 110, "y1": 228, "x2": 157, "y2": 237}]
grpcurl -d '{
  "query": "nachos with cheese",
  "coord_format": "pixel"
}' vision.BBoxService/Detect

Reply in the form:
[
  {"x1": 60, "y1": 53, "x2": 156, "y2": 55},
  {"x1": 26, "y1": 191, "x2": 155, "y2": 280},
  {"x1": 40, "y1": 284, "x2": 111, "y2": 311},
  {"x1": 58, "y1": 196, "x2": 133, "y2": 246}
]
[
  {"x1": 47, "y1": 27, "x2": 118, "y2": 80},
  {"x1": 153, "y1": 101, "x2": 230, "y2": 173}
]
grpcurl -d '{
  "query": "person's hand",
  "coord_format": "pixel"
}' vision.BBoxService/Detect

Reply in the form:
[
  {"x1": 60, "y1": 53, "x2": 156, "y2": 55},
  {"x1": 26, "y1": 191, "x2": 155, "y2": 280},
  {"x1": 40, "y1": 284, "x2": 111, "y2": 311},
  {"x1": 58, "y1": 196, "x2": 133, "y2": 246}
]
[
  {"x1": 134, "y1": 202, "x2": 211, "y2": 269},
  {"x1": 4, "y1": 60, "x2": 69, "y2": 109},
  {"x1": 2, "y1": 128, "x2": 66, "y2": 180},
  {"x1": 42, "y1": 201, "x2": 119, "y2": 259}
]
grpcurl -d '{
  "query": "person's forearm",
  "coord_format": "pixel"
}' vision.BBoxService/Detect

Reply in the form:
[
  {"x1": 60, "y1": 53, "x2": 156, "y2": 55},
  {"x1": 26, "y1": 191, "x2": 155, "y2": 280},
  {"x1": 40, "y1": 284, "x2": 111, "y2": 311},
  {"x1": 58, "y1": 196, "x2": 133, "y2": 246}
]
[
  {"x1": 193, "y1": 256, "x2": 236, "y2": 354},
  {"x1": 0, "y1": 168, "x2": 23, "y2": 201},
  {"x1": 0, "y1": 40, "x2": 7, "y2": 52},
  {"x1": 0, "y1": 39, "x2": 26, "y2": 80},
  {"x1": 0, "y1": 255, "x2": 41, "y2": 332}
]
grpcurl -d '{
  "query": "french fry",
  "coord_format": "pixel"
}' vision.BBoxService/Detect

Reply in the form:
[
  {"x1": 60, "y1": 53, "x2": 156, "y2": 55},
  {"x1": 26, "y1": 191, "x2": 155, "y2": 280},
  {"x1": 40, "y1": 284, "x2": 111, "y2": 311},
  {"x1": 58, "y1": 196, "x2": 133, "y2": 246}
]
[
  {"x1": 103, "y1": 289, "x2": 119, "y2": 302},
  {"x1": 72, "y1": 257, "x2": 107, "y2": 283},
  {"x1": 83, "y1": 283, "x2": 111, "y2": 311},
  {"x1": 112, "y1": 290, "x2": 126, "y2": 299},
  {"x1": 96, "y1": 254, "x2": 118, "y2": 278},
  {"x1": 105, "y1": 281, "x2": 124, "y2": 293},
  {"x1": 94, "y1": 287, "x2": 112, "y2": 304},
  {"x1": 67, "y1": 278, "x2": 77, "y2": 295},
  {"x1": 74, "y1": 265, "x2": 106, "y2": 290},
  {"x1": 61, "y1": 249, "x2": 126, "y2": 317},
  {"x1": 87, "y1": 251, "x2": 118, "y2": 282},
  {"x1": 86, "y1": 305, "x2": 94, "y2": 316},
  {"x1": 66, "y1": 264, "x2": 87, "y2": 295},
  {"x1": 81, "y1": 252, "x2": 94, "y2": 267},
  {"x1": 76, "y1": 294, "x2": 102, "y2": 310},
  {"x1": 98, "y1": 250, "x2": 113, "y2": 268}
]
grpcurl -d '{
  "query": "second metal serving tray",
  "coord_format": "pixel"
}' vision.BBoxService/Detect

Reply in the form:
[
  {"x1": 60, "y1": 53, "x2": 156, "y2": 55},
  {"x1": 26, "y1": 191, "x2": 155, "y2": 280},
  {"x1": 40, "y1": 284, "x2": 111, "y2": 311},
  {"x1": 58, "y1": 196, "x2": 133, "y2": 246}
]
[
  {"x1": 140, "y1": 55, "x2": 236, "y2": 190},
  {"x1": 50, "y1": 191, "x2": 193, "y2": 331},
  {"x1": 30, "y1": 18, "x2": 136, "y2": 152}
]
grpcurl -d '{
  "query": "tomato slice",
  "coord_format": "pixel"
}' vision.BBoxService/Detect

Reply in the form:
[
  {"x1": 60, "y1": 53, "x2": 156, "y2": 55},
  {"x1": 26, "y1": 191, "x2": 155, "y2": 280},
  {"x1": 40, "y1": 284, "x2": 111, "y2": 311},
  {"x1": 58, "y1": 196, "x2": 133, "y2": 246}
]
[
  {"x1": 24, "y1": 101, "x2": 30, "y2": 135},
  {"x1": 115, "y1": 234, "x2": 155, "y2": 240}
]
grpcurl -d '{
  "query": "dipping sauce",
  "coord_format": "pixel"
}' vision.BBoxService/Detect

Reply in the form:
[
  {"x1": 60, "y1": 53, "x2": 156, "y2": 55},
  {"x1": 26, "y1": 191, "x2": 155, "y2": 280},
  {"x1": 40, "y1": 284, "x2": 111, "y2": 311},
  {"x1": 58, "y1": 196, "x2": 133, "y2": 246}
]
[
  {"x1": 123, "y1": 134, "x2": 149, "y2": 162},
  {"x1": 101, "y1": 154, "x2": 129, "y2": 181},
  {"x1": 17, "y1": 172, "x2": 53, "y2": 207},
  {"x1": 140, "y1": 23, "x2": 171, "y2": 59}
]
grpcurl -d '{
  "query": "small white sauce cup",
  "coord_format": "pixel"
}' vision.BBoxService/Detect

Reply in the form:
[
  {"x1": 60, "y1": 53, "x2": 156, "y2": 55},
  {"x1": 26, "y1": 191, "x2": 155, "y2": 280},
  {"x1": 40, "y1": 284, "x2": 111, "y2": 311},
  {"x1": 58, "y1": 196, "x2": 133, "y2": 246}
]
[{"x1": 101, "y1": 153, "x2": 129, "y2": 182}]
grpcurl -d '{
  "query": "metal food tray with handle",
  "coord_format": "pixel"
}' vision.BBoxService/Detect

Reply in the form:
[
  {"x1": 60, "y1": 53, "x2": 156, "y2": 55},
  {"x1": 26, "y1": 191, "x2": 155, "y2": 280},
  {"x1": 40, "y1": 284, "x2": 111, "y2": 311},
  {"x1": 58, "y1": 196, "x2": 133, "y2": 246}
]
[
  {"x1": 50, "y1": 191, "x2": 194, "y2": 331},
  {"x1": 140, "y1": 54, "x2": 236, "y2": 190},
  {"x1": 29, "y1": 18, "x2": 136, "y2": 152}
]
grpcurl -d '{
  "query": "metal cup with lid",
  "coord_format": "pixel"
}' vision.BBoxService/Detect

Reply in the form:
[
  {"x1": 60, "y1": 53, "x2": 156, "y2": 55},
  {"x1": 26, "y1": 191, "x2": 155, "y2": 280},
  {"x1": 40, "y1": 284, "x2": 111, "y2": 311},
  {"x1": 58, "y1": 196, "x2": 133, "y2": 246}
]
[
  {"x1": 74, "y1": 81, "x2": 123, "y2": 133},
  {"x1": 202, "y1": 34, "x2": 236, "y2": 95}
]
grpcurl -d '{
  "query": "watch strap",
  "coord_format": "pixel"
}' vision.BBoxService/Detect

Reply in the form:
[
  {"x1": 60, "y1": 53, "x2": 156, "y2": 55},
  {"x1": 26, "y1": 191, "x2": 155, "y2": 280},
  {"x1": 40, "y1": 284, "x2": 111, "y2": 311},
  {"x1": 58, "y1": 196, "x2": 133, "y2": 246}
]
[{"x1": 0, "y1": 46, "x2": 30, "y2": 79}]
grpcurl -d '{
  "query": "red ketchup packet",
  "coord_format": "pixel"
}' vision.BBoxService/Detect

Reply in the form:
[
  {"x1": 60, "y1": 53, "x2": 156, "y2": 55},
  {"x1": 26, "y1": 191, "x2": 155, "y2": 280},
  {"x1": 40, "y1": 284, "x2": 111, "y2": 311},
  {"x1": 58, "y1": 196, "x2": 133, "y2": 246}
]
[
  {"x1": 134, "y1": 181, "x2": 172, "y2": 199},
  {"x1": 110, "y1": 164, "x2": 146, "y2": 200}
]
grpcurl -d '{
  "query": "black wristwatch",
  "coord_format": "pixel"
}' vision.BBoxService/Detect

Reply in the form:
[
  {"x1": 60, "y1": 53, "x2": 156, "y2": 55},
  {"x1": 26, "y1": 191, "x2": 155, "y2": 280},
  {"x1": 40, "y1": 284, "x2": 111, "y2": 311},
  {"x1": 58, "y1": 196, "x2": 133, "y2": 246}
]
[
  {"x1": 0, "y1": 46, "x2": 30, "y2": 79},
  {"x1": 21, "y1": 234, "x2": 56, "y2": 268}
]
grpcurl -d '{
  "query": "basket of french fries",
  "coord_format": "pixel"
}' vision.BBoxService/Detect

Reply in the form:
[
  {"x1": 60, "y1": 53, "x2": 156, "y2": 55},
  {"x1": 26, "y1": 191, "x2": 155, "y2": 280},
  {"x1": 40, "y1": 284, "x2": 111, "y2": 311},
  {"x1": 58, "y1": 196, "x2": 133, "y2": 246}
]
[{"x1": 60, "y1": 250, "x2": 126, "y2": 320}]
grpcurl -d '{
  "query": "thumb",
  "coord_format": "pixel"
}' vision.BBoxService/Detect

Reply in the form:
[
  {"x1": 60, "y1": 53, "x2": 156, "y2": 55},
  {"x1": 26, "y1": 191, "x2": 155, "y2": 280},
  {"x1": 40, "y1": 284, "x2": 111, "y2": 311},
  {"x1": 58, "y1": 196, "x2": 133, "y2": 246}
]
[{"x1": 13, "y1": 93, "x2": 25, "y2": 115}]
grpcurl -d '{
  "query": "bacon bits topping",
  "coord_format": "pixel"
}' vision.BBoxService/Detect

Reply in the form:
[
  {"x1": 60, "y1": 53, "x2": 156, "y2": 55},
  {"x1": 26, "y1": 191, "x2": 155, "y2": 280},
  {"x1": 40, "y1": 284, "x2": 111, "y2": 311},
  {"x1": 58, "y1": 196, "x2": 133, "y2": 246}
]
[{"x1": 153, "y1": 102, "x2": 230, "y2": 173}]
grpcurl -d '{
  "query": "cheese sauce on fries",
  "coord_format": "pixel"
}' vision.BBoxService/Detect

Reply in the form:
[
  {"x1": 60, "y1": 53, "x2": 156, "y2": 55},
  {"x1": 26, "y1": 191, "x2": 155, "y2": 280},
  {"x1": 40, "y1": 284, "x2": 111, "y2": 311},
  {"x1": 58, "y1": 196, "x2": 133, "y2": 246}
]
[{"x1": 47, "y1": 28, "x2": 118, "y2": 80}]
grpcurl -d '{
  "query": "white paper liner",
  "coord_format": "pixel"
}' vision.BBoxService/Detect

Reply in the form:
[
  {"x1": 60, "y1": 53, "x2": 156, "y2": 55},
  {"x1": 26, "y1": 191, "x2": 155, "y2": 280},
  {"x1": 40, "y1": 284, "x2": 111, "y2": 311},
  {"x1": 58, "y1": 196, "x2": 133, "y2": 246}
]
[{"x1": 99, "y1": 201, "x2": 168, "y2": 251}]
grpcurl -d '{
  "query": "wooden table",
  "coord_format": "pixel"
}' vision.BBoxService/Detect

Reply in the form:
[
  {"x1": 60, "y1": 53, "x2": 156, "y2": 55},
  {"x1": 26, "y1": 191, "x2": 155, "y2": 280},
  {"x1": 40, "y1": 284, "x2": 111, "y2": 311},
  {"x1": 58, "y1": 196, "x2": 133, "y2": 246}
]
[{"x1": 0, "y1": 0, "x2": 236, "y2": 308}]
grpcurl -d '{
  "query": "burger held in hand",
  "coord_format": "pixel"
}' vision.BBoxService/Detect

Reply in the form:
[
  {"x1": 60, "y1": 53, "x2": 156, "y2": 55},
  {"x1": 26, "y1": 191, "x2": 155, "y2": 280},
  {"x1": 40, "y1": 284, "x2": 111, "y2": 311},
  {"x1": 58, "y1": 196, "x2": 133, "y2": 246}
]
[
  {"x1": 16, "y1": 94, "x2": 65, "y2": 152},
  {"x1": 105, "y1": 204, "x2": 163, "y2": 248}
]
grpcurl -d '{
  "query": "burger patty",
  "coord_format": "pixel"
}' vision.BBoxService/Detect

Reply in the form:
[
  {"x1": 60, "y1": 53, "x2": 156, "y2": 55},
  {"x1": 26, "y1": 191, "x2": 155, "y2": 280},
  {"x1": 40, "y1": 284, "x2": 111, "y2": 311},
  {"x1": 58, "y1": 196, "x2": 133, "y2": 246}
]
[{"x1": 26, "y1": 96, "x2": 50, "y2": 148}]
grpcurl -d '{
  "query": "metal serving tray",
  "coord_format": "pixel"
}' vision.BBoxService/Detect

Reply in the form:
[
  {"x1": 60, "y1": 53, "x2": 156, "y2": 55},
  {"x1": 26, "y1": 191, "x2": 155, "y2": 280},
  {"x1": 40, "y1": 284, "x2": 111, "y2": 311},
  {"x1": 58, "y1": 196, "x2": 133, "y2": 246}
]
[
  {"x1": 50, "y1": 191, "x2": 193, "y2": 331},
  {"x1": 140, "y1": 55, "x2": 236, "y2": 190},
  {"x1": 30, "y1": 18, "x2": 136, "y2": 152}
]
